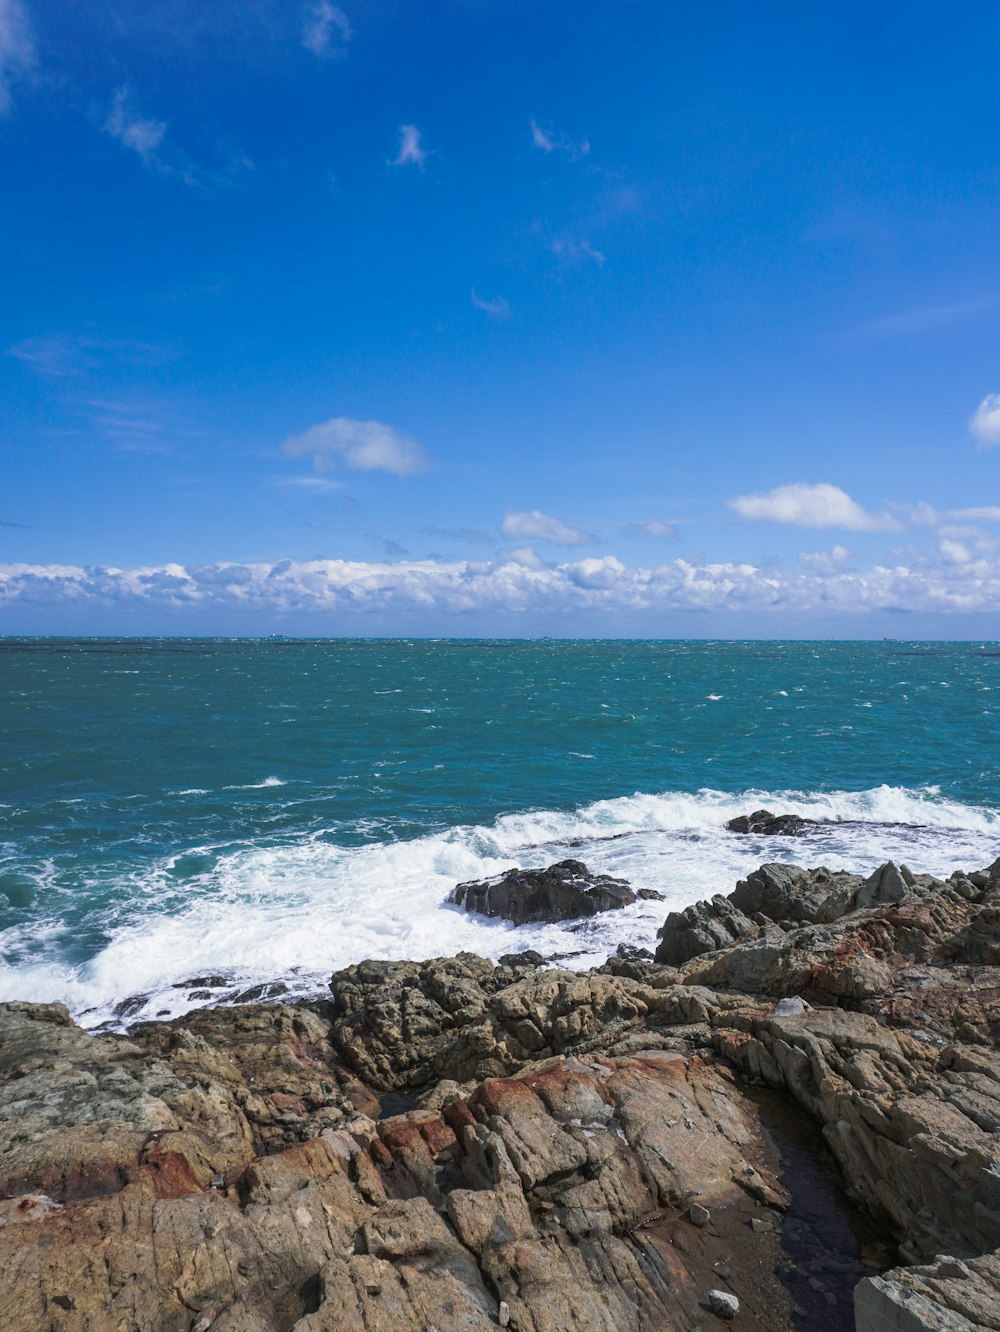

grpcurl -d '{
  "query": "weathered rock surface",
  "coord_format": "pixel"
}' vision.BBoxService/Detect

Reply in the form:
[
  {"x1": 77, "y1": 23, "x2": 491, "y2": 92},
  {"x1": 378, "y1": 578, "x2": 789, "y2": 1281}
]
[
  {"x1": 3, "y1": 853, "x2": 1000, "y2": 1329},
  {"x1": 0, "y1": 1002, "x2": 794, "y2": 1331},
  {"x1": 856, "y1": 1248, "x2": 1000, "y2": 1331},
  {"x1": 448, "y1": 858, "x2": 637, "y2": 924}
]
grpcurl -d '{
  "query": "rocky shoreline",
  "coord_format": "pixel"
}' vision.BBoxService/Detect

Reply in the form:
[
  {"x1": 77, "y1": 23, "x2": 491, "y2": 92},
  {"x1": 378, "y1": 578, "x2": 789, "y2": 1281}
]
[{"x1": 2, "y1": 842, "x2": 999, "y2": 1330}]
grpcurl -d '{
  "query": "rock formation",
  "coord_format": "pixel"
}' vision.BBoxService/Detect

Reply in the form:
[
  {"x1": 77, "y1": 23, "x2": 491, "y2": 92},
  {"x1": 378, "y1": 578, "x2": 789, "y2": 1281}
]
[
  {"x1": 1, "y1": 853, "x2": 999, "y2": 1329},
  {"x1": 448, "y1": 858, "x2": 638, "y2": 924},
  {"x1": 725, "y1": 809, "x2": 820, "y2": 836}
]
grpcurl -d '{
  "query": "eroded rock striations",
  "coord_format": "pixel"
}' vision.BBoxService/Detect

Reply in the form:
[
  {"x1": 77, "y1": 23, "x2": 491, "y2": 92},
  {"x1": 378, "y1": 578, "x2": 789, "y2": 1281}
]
[{"x1": 0, "y1": 854, "x2": 998, "y2": 1329}]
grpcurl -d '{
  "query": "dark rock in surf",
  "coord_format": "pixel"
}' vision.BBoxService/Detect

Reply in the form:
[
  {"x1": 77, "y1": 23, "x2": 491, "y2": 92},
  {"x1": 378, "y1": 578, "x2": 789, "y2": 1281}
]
[
  {"x1": 726, "y1": 809, "x2": 818, "y2": 836},
  {"x1": 449, "y1": 858, "x2": 637, "y2": 924}
]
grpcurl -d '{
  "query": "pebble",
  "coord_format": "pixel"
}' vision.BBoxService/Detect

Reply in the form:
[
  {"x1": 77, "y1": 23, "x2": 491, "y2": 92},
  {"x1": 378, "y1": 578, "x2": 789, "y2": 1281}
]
[
  {"x1": 689, "y1": 1203, "x2": 711, "y2": 1228},
  {"x1": 708, "y1": 1289, "x2": 740, "y2": 1319}
]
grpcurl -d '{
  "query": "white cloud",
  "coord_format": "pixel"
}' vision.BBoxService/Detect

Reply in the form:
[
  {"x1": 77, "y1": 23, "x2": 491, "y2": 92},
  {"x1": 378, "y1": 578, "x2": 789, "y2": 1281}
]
[
  {"x1": 302, "y1": 2, "x2": 350, "y2": 56},
  {"x1": 551, "y1": 237, "x2": 605, "y2": 267},
  {"x1": 471, "y1": 291, "x2": 511, "y2": 320},
  {"x1": 103, "y1": 89, "x2": 252, "y2": 186},
  {"x1": 104, "y1": 88, "x2": 167, "y2": 166},
  {"x1": 627, "y1": 519, "x2": 678, "y2": 540},
  {"x1": 274, "y1": 476, "x2": 345, "y2": 491},
  {"x1": 799, "y1": 544, "x2": 854, "y2": 573},
  {"x1": 391, "y1": 124, "x2": 426, "y2": 168},
  {"x1": 501, "y1": 509, "x2": 594, "y2": 545},
  {"x1": 729, "y1": 482, "x2": 901, "y2": 531},
  {"x1": 0, "y1": 0, "x2": 33, "y2": 116},
  {"x1": 859, "y1": 298, "x2": 993, "y2": 341},
  {"x1": 940, "y1": 539, "x2": 971, "y2": 564},
  {"x1": 6, "y1": 549, "x2": 1000, "y2": 618},
  {"x1": 505, "y1": 547, "x2": 550, "y2": 569},
  {"x1": 282, "y1": 417, "x2": 427, "y2": 477},
  {"x1": 950, "y1": 506, "x2": 1000, "y2": 523},
  {"x1": 529, "y1": 119, "x2": 589, "y2": 158},
  {"x1": 970, "y1": 394, "x2": 1000, "y2": 448}
]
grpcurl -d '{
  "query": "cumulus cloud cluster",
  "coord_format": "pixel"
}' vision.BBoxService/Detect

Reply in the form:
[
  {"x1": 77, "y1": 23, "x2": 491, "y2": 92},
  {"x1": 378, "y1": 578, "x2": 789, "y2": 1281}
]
[{"x1": 4, "y1": 550, "x2": 1000, "y2": 618}]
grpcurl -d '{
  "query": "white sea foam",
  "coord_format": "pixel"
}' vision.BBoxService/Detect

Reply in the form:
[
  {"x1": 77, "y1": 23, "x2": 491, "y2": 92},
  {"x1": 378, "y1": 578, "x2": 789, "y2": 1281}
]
[
  {"x1": 223, "y1": 777, "x2": 286, "y2": 790},
  {"x1": 1, "y1": 784, "x2": 997, "y2": 1029}
]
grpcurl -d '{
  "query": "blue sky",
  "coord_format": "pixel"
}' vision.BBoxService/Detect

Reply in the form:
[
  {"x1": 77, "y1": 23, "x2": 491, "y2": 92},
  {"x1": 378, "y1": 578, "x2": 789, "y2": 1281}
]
[{"x1": 2, "y1": 0, "x2": 1000, "y2": 635}]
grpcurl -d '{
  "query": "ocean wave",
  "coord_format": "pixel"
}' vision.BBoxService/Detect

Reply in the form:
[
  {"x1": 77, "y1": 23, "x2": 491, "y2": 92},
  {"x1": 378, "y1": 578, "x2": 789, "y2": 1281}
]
[{"x1": 1, "y1": 784, "x2": 996, "y2": 1030}]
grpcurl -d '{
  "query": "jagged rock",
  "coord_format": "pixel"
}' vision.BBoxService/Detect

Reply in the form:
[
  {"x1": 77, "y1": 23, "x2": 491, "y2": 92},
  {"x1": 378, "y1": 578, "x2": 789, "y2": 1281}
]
[
  {"x1": 726, "y1": 809, "x2": 818, "y2": 836},
  {"x1": 654, "y1": 895, "x2": 766, "y2": 965},
  {"x1": 449, "y1": 858, "x2": 637, "y2": 923},
  {"x1": 855, "y1": 1247, "x2": 1000, "y2": 1331},
  {"x1": 730, "y1": 862, "x2": 864, "y2": 924},
  {"x1": 327, "y1": 952, "x2": 665, "y2": 1091}
]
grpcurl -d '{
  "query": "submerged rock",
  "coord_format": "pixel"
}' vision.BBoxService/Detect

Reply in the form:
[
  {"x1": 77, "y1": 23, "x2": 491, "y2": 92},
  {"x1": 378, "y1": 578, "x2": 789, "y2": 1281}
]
[
  {"x1": 726, "y1": 809, "x2": 819, "y2": 836},
  {"x1": 449, "y1": 858, "x2": 637, "y2": 924}
]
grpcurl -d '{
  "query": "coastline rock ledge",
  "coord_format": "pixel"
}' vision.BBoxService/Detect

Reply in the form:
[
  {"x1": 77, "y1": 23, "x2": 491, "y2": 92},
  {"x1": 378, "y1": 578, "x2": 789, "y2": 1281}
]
[{"x1": 0, "y1": 854, "x2": 998, "y2": 1330}]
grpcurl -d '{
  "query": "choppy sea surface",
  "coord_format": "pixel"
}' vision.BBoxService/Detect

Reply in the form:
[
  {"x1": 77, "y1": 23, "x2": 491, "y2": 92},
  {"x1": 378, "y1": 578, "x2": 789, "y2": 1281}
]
[{"x1": 1, "y1": 637, "x2": 998, "y2": 1028}]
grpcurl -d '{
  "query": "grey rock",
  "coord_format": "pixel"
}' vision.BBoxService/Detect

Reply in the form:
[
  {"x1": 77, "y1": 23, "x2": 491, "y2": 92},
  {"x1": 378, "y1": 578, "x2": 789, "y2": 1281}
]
[
  {"x1": 769, "y1": 996, "x2": 811, "y2": 1017},
  {"x1": 708, "y1": 1288, "x2": 740, "y2": 1318},
  {"x1": 449, "y1": 859, "x2": 637, "y2": 925}
]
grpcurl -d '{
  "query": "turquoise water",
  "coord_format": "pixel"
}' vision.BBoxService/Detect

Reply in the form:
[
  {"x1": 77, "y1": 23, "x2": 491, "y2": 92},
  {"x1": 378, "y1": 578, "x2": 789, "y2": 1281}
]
[{"x1": 1, "y1": 638, "x2": 998, "y2": 1025}]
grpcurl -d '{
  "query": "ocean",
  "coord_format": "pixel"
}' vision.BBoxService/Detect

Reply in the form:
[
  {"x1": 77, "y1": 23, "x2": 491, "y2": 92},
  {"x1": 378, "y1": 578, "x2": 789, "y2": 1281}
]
[{"x1": 1, "y1": 637, "x2": 997, "y2": 1029}]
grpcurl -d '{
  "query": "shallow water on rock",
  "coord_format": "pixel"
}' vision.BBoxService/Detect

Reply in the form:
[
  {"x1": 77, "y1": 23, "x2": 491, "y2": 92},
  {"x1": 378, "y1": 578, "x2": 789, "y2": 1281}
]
[{"x1": 751, "y1": 1087, "x2": 897, "y2": 1329}]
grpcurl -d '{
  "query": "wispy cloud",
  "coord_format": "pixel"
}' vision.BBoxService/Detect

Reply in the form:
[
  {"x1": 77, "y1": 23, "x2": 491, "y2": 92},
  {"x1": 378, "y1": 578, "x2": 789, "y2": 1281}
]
[
  {"x1": 471, "y1": 290, "x2": 510, "y2": 320},
  {"x1": 302, "y1": 1, "x2": 351, "y2": 57},
  {"x1": 857, "y1": 297, "x2": 995, "y2": 341},
  {"x1": 0, "y1": 0, "x2": 33, "y2": 116},
  {"x1": 9, "y1": 332, "x2": 171, "y2": 378},
  {"x1": 275, "y1": 476, "x2": 345, "y2": 492},
  {"x1": 104, "y1": 88, "x2": 167, "y2": 167},
  {"x1": 391, "y1": 124, "x2": 426, "y2": 168},
  {"x1": 729, "y1": 482, "x2": 901, "y2": 532},
  {"x1": 529, "y1": 118, "x2": 589, "y2": 158},
  {"x1": 282, "y1": 417, "x2": 427, "y2": 477},
  {"x1": 970, "y1": 394, "x2": 1000, "y2": 448},
  {"x1": 625, "y1": 519, "x2": 678, "y2": 540},
  {"x1": 501, "y1": 509, "x2": 595, "y2": 545},
  {"x1": 367, "y1": 535, "x2": 409, "y2": 558},
  {"x1": 949, "y1": 506, "x2": 1000, "y2": 523},
  {"x1": 551, "y1": 237, "x2": 606, "y2": 267},
  {"x1": 423, "y1": 525, "x2": 494, "y2": 545},
  {"x1": 799, "y1": 544, "x2": 854, "y2": 573},
  {"x1": 103, "y1": 87, "x2": 252, "y2": 187}
]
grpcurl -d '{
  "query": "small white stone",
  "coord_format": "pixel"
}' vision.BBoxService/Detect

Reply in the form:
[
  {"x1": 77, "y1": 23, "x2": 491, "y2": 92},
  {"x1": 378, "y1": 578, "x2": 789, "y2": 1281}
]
[
  {"x1": 499, "y1": 1299, "x2": 511, "y2": 1326},
  {"x1": 708, "y1": 1288, "x2": 740, "y2": 1319}
]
